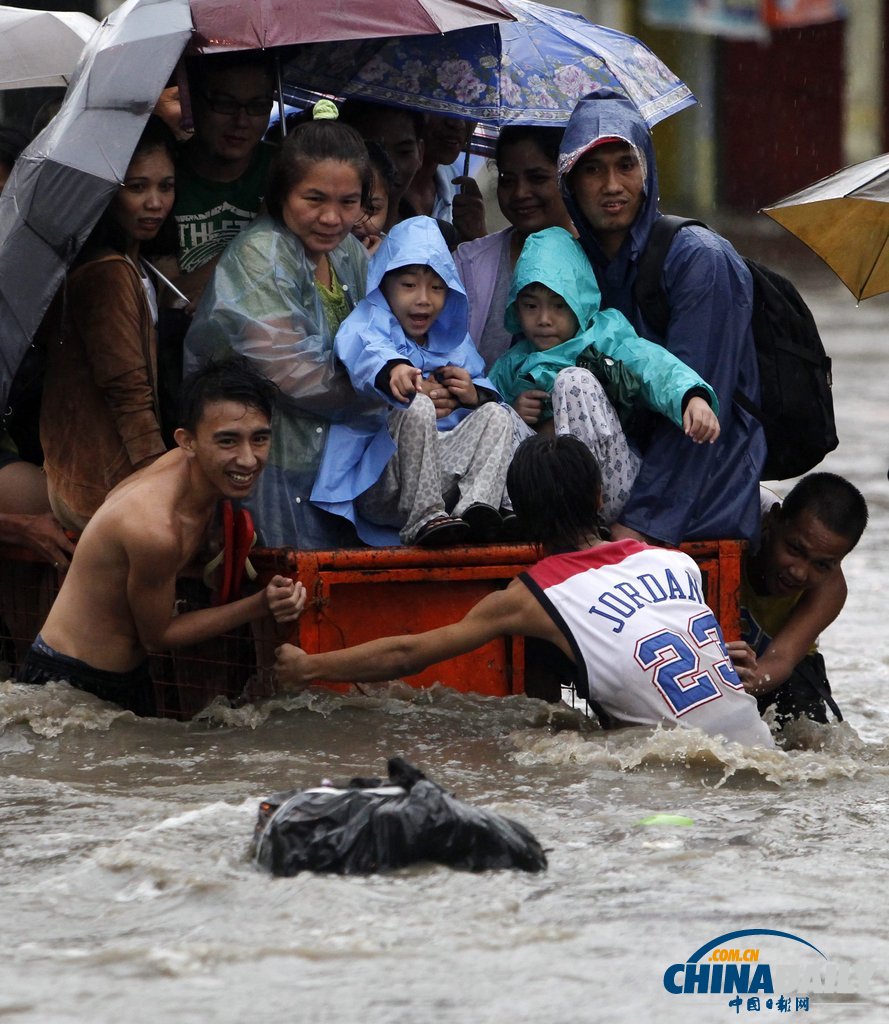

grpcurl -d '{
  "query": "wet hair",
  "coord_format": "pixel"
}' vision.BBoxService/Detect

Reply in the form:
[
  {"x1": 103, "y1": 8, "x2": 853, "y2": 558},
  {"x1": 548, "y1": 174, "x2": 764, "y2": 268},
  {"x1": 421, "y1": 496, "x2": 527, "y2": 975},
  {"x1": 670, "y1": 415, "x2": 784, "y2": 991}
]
[
  {"x1": 506, "y1": 434, "x2": 602, "y2": 550},
  {"x1": 177, "y1": 356, "x2": 279, "y2": 434},
  {"x1": 186, "y1": 51, "x2": 275, "y2": 95},
  {"x1": 339, "y1": 99, "x2": 425, "y2": 143},
  {"x1": 265, "y1": 119, "x2": 372, "y2": 222},
  {"x1": 78, "y1": 116, "x2": 178, "y2": 259},
  {"x1": 779, "y1": 472, "x2": 869, "y2": 550},
  {"x1": 30, "y1": 94, "x2": 64, "y2": 138},
  {"x1": 365, "y1": 139, "x2": 398, "y2": 199},
  {"x1": 495, "y1": 125, "x2": 565, "y2": 169}
]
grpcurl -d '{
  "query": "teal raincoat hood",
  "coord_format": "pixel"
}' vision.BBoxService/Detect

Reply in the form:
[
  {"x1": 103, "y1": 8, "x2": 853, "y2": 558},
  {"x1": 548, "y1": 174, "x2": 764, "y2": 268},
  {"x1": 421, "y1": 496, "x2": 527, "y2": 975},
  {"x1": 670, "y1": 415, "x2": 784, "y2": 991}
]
[{"x1": 504, "y1": 226, "x2": 600, "y2": 336}]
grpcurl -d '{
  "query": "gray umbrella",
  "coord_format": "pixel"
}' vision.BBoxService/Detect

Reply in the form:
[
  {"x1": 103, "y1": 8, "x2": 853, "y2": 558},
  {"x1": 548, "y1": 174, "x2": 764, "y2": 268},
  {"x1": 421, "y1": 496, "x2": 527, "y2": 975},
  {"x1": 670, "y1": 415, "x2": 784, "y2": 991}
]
[{"x1": 0, "y1": 0, "x2": 192, "y2": 415}]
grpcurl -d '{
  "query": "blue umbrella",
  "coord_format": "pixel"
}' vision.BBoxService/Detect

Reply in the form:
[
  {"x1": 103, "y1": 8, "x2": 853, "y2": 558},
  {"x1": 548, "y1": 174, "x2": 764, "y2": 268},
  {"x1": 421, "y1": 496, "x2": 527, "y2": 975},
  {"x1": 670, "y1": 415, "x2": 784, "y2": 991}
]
[{"x1": 281, "y1": 0, "x2": 695, "y2": 149}]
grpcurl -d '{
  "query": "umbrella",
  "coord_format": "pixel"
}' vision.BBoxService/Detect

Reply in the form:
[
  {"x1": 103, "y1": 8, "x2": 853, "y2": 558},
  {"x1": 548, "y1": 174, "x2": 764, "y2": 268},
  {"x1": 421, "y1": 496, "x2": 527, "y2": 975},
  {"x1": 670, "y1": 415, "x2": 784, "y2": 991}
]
[
  {"x1": 188, "y1": 0, "x2": 515, "y2": 52},
  {"x1": 0, "y1": 5, "x2": 98, "y2": 90},
  {"x1": 763, "y1": 153, "x2": 889, "y2": 301},
  {"x1": 0, "y1": 0, "x2": 193, "y2": 414},
  {"x1": 279, "y1": 0, "x2": 695, "y2": 147}
]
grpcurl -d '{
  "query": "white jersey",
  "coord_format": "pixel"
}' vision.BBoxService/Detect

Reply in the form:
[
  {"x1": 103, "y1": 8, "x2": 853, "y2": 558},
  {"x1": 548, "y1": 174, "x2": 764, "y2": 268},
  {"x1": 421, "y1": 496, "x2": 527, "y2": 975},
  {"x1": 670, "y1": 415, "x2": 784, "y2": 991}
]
[{"x1": 522, "y1": 540, "x2": 774, "y2": 748}]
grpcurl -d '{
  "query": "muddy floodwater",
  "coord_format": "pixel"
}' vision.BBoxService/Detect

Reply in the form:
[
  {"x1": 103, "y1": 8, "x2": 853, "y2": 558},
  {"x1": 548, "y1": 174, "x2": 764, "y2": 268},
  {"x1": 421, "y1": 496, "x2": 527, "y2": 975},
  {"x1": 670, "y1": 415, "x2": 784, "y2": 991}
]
[{"x1": 2, "y1": 225, "x2": 889, "y2": 1023}]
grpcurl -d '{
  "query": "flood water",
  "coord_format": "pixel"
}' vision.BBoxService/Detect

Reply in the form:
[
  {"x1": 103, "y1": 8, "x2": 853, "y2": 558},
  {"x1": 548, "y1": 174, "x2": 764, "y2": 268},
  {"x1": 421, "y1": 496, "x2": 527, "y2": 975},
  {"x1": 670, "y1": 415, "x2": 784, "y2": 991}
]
[{"x1": 2, "y1": 223, "x2": 889, "y2": 1023}]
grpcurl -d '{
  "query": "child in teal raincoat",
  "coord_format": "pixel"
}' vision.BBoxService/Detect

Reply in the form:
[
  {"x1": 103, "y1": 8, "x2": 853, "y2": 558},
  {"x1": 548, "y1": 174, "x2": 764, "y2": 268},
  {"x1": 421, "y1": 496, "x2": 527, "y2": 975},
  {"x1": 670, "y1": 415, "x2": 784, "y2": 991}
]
[{"x1": 489, "y1": 226, "x2": 720, "y2": 524}]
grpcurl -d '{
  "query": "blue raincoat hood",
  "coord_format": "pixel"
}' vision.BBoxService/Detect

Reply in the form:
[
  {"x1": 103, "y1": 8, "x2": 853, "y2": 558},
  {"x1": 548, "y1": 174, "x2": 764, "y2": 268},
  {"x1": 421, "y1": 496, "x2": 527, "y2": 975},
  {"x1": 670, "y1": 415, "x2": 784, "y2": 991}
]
[
  {"x1": 558, "y1": 91, "x2": 657, "y2": 263},
  {"x1": 366, "y1": 216, "x2": 469, "y2": 346}
]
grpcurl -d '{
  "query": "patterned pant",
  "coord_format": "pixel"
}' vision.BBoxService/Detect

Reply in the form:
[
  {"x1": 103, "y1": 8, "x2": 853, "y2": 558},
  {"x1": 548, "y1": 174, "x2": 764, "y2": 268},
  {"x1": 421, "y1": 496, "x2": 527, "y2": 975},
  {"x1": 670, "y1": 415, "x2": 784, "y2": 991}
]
[
  {"x1": 509, "y1": 366, "x2": 641, "y2": 526},
  {"x1": 357, "y1": 394, "x2": 513, "y2": 543}
]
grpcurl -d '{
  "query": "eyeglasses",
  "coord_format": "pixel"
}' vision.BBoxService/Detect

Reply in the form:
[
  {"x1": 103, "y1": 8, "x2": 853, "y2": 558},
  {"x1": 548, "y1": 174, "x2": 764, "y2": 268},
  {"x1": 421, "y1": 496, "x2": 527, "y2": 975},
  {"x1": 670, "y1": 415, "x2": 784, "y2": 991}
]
[{"x1": 198, "y1": 92, "x2": 274, "y2": 118}]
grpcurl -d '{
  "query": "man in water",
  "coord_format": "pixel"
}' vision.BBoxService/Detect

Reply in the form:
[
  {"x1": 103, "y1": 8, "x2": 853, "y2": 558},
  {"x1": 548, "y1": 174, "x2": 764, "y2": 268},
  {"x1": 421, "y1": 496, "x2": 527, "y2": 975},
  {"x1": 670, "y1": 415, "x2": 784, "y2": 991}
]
[
  {"x1": 727, "y1": 473, "x2": 868, "y2": 727},
  {"x1": 17, "y1": 357, "x2": 305, "y2": 716},
  {"x1": 275, "y1": 435, "x2": 773, "y2": 748}
]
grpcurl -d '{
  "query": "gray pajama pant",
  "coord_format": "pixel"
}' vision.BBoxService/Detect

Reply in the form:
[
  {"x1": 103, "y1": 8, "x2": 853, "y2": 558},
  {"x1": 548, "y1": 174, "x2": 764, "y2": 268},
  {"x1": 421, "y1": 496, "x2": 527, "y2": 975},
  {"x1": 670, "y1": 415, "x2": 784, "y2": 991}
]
[
  {"x1": 357, "y1": 393, "x2": 513, "y2": 544},
  {"x1": 509, "y1": 366, "x2": 641, "y2": 526}
]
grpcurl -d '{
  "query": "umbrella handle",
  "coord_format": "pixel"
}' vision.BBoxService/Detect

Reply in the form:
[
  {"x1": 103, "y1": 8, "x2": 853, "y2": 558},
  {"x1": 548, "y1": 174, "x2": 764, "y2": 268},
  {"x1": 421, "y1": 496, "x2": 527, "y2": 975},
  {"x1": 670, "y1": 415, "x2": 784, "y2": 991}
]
[{"x1": 462, "y1": 148, "x2": 471, "y2": 181}]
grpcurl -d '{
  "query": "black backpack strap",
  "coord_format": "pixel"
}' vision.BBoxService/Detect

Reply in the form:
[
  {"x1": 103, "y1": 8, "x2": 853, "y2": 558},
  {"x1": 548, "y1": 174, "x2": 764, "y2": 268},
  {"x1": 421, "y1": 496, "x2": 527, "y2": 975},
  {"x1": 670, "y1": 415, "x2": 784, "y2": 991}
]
[{"x1": 633, "y1": 215, "x2": 708, "y2": 337}]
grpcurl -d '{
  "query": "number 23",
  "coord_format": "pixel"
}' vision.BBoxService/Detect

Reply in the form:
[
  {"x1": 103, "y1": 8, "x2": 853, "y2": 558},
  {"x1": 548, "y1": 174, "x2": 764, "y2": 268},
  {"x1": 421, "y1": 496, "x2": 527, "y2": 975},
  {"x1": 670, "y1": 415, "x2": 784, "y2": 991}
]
[{"x1": 634, "y1": 610, "x2": 743, "y2": 717}]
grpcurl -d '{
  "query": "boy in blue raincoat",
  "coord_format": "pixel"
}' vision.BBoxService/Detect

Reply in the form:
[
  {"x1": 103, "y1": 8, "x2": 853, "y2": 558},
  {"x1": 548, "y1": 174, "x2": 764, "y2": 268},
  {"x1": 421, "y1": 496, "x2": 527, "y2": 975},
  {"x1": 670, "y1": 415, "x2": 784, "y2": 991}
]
[
  {"x1": 490, "y1": 226, "x2": 720, "y2": 525},
  {"x1": 311, "y1": 216, "x2": 513, "y2": 547}
]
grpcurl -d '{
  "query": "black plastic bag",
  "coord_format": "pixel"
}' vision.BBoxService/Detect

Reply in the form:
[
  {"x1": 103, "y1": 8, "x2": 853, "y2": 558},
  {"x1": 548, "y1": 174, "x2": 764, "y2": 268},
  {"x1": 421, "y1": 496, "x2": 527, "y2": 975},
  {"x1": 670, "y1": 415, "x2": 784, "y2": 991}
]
[{"x1": 253, "y1": 757, "x2": 547, "y2": 876}]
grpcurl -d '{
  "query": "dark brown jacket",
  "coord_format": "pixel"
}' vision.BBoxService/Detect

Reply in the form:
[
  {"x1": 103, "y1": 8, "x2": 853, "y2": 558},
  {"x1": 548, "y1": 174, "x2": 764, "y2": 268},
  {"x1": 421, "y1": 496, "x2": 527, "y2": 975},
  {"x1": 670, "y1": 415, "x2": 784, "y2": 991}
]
[{"x1": 40, "y1": 252, "x2": 166, "y2": 524}]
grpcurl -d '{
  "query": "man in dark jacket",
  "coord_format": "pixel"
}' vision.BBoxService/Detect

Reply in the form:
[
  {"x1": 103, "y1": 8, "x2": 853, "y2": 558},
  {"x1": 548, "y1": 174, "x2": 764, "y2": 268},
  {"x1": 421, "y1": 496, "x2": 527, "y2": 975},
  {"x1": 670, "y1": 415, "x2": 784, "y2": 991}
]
[{"x1": 558, "y1": 92, "x2": 766, "y2": 546}]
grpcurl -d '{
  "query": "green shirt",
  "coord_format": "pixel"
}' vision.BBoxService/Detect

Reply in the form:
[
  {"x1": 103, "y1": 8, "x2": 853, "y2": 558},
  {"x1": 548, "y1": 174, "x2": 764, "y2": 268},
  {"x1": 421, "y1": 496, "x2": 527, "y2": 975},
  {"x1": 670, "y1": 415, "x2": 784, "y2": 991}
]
[{"x1": 173, "y1": 143, "x2": 275, "y2": 273}]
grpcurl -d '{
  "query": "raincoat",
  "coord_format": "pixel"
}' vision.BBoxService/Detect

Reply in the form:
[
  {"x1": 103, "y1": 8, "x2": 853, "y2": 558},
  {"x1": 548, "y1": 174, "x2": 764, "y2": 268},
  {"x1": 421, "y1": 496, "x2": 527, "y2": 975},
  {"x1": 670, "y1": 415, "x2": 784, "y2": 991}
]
[
  {"x1": 184, "y1": 215, "x2": 369, "y2": 548},
  {"x1": 559, "y1": 93, "x2": 766, "y2": 546},
  {"x1": 489, "y1": 226, "x2": 717, "y2": 428},
  {"x1": 311, "y1": 216, "x2": 498, "y2": 546}
]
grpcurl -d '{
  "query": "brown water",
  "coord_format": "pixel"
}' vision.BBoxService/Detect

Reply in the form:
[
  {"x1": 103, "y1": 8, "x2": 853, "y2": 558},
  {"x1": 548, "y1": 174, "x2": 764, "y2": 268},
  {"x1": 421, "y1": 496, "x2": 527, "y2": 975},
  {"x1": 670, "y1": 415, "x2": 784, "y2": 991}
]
[{"x1": 2, "y1": 235, "x2": 889, "y2": 1023}]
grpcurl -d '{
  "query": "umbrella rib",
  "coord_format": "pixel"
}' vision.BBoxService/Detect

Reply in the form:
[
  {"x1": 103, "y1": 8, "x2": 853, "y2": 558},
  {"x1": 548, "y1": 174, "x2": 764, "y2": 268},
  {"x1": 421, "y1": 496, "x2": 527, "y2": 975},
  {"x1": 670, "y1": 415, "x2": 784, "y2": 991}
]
[{"x1": 860, "y1": 225, "x2": 889, "y2": 299}]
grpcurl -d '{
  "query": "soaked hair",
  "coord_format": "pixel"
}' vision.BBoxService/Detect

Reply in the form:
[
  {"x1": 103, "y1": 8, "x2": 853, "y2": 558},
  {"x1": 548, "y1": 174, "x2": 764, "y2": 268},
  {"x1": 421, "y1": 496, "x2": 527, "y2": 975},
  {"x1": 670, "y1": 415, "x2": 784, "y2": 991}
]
[
  {"x1": 780, "y1": 472, "x2": 869, "y2": 549},
  {"x1": 339, "y1": 98, "x2": 425, "y2": 143},
  {"x1": 0, "y1": 124, "x2": 28, "y2": 177},
  {"x1": 186, "y1": 51, "x2": 275, "y2": 95},
  {"x1": 365, "y1": 139, "x2": 398, "y2": 199},
  {"x1": 265, "y1": 119, "x2": 372, "y2": 222},
  {"x1": 506, "y1": 434, "x2": 601, "y2": 550},
  {"x1": 178, "y1": 356, "x2": 279, "y2": 434},
  {"x1": 495, "y1": 125, "x2": 565, "y2": 169},
  {"x1": 78, "y1": 115, "x2": 178, "y2": 260}
]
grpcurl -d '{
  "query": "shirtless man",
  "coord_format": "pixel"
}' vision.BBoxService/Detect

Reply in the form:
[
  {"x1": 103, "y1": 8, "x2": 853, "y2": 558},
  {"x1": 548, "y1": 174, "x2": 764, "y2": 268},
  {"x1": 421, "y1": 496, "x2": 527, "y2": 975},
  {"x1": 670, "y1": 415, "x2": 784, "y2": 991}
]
[
  {"x1": 17, "y1": 357, "x2": 305, "y2": 716},
  {"x1": 275, "y1": 435, "x2": 773, "y2": 748}
]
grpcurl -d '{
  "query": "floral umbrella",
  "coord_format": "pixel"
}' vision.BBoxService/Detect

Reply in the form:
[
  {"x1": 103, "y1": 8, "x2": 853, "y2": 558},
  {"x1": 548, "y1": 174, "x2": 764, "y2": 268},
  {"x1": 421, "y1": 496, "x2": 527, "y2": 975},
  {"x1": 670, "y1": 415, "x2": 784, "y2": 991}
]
[{"x1": 280, "y1": 0, "x2": 695, "y2": 149}]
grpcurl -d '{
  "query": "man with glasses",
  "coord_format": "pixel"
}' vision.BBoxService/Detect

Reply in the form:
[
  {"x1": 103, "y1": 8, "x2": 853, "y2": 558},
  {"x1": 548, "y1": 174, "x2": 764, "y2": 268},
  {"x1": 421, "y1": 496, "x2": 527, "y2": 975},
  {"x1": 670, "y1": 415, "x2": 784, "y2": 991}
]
[{"x1": 165, "y1": 54, "x2": 277, "y2": 307}]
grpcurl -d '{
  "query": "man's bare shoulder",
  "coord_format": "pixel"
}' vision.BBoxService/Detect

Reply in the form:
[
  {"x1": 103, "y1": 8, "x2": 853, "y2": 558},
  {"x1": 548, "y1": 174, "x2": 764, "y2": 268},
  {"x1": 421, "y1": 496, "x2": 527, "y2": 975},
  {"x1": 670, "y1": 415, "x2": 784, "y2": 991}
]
[{"x1": 82, "y1": 454, "x2": 193, "y2": 570}]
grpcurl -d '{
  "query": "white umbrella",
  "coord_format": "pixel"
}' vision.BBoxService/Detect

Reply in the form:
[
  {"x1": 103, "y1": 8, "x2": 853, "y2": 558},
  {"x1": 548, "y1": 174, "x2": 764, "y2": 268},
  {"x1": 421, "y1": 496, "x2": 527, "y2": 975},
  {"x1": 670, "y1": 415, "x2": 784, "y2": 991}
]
[
  {"x1": 0, "y1": 0, "x2": 193, "y2": 413},
  {"x1": 0, "y1": 5, "x2": 98, "y2": 90}
]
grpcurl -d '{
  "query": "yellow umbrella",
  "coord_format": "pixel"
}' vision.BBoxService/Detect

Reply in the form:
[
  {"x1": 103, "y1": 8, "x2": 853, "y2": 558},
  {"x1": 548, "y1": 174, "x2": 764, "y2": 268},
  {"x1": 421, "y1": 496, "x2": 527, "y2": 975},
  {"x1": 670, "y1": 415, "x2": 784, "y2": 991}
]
[{"x1": 763, "y1": 152, "x2": 889, "y2": 301}]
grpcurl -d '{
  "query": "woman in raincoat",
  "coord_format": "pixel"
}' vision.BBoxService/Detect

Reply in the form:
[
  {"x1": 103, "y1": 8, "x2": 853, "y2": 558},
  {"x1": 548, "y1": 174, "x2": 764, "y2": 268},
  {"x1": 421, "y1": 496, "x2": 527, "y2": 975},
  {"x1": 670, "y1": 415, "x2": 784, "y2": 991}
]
[
  {"x1": 184, "y1": 108, "x2": 373, "y2": 548},
  {"x1": 490, "y1": 227, "x2": 719, "y2": 525},
  {"x1": 311, "y1": 216, "x2": 513, "y2": 547}
]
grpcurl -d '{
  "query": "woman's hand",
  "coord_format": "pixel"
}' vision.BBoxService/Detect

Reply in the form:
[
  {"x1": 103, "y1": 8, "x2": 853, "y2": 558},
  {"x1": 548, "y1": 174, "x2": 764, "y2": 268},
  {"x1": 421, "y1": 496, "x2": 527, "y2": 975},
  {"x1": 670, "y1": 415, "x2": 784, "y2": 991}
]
[
  {"x1": 418, "y1": 374, "x2": 460, "y2": 418},
  {"x1": 434, "y1": 365, "x2": 478, "y2": 407}
]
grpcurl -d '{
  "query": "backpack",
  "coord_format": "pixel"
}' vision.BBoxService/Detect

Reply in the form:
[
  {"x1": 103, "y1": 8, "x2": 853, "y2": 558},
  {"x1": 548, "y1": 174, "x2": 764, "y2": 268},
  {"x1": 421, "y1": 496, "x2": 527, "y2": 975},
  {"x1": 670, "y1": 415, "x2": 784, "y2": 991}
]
[{"x1": 633, "y1": 215, "x2": 838, "y2": 481}]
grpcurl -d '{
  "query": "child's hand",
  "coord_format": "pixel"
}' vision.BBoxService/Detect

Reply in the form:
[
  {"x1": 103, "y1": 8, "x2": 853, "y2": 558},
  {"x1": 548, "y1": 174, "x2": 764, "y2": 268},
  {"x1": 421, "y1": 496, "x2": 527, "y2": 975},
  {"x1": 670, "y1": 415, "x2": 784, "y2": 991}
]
[
  {"x1": 265, "y1": 576, "x2": 306, "y2": 623},
  {"x1": 389, "y1": 363, "x2": 423, "y2": 403},
  {"x1": 683, "y1": 397, "x2": 720, "y2": 444},
  {"x1": 513, "y1": 389, "x2": 550, "y2": 425},
  {"x1": 360, "y1": 232, "x2": 385, "y2": 257},
  {"x1": 435, "y1": 365, "x2": 478, "y2": 407}
]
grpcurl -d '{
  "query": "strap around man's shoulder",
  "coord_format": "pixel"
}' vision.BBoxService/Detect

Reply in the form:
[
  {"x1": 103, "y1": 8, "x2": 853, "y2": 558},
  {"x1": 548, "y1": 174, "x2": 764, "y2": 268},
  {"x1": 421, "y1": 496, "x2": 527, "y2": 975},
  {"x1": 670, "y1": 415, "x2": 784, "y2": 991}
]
[{"x1": 634, "y1": 215, "x2": 709, "y2": 336}]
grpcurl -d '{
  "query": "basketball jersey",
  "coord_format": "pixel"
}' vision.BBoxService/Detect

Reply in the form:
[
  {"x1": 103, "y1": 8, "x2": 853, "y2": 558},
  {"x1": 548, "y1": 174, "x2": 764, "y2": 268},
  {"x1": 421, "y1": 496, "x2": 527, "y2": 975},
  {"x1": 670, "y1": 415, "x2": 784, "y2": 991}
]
[{"x1": 522, "y1": 540, "x2": 774, "y2": 748}]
